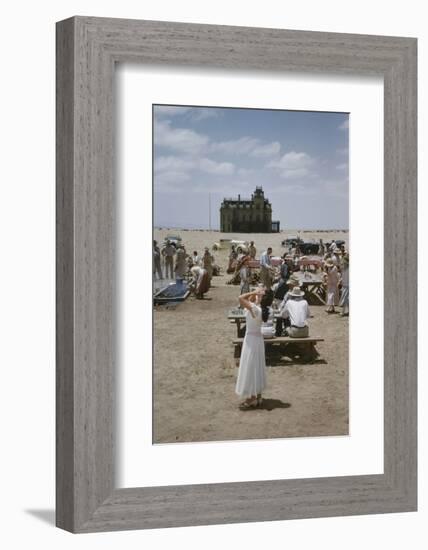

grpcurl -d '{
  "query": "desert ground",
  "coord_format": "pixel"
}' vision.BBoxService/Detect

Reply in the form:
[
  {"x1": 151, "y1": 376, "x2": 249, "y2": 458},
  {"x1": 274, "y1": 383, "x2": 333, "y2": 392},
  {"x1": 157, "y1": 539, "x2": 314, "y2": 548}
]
[{"x1": 153, "y1": 229, "x2": 349, "y2": 444}]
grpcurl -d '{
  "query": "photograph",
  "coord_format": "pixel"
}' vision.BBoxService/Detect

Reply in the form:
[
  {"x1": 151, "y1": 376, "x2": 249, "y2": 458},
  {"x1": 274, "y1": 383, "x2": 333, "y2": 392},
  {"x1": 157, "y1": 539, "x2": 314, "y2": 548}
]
[{"x1": 152, "y1": 103, "x2": 349, "y2": 443}]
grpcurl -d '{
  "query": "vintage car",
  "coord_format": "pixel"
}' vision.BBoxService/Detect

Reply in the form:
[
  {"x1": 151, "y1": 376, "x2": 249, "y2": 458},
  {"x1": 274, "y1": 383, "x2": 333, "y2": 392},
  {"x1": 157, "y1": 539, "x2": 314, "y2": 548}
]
[
  {"x1": 299, "y1": 241, "x2": 320, "y2": 255},
  {"x1": 325, "y1": 239, "x2": 346, "y2": 250},
  {"x1": 164, "y1": 234, "x2": 182, "y2": 247},
  {"x1": 281, "y1": 236, "x2": 302, "y2": 248}
]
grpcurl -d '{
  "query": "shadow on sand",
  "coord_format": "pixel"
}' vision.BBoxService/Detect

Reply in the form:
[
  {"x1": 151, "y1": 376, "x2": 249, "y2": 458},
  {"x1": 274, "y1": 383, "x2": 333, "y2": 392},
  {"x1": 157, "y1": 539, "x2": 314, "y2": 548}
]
[
  {"x1": 240, "y1": 398, "x2": 291, "y2": 412},
  {"x1": 267, "y1": 356, "x2": 328, "y2": 367}
]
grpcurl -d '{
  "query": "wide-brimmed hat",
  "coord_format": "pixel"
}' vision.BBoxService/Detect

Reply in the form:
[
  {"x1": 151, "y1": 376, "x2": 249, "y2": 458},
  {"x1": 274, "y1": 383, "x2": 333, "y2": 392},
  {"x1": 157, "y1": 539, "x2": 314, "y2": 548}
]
[
  {"x1": 289, "y1": 286, "x2": 305, "y2": 297},
  {"x1": 324, "y1": 259, "x2": 335, "y2": 268},
  {"x1": 286, "y1": 276, "x2": 301, "y2": 287}
]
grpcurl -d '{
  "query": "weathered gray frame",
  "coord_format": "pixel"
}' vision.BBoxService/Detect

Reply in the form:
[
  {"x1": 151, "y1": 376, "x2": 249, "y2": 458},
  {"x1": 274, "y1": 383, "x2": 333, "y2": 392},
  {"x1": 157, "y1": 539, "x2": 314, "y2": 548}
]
[{"x1": 56, "y1": 16, "x2": 417, "y2": 533}]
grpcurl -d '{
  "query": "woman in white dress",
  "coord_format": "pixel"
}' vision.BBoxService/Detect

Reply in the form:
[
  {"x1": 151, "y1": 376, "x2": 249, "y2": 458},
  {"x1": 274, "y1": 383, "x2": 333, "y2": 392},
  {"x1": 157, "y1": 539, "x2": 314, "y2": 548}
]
[
  {"x1": 323, "y1": 258, "x2": 340, "y2": 313},
  {"x1": 235, "y1": 288, "x2": 267, "y2": 409}
]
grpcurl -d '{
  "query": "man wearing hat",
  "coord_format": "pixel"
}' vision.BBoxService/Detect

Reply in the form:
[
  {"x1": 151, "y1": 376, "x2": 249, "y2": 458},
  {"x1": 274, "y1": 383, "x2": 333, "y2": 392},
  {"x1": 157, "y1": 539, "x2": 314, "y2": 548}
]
[
  {"x1": 279, "y1": 285, "x2": 310, "y2": 338},
  {"x1": 248, "y1": 241, "x2": 257, "y2": 259},
  {"x1": 202, "y1": 247, "x2": 214, "y2": 287},
  {"x1": 153, "y1": 240, "x2": 163, "y2": 280},
  {"x1": 174, "y1": 244, "x2": 188, "y2": 278},
  {"x1": 162, "y1": 239, "x2": 176, "y2": 279},
  {"x1": 275, "y1": 275, "x2": 300, "y2": 336}
]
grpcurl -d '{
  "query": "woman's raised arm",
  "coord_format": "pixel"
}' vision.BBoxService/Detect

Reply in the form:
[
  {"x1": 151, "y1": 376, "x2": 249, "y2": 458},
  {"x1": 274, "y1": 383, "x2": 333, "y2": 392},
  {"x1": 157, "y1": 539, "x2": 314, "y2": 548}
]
[{"x1": 239, "y1": 289, "x2": 264, "y2": 312}]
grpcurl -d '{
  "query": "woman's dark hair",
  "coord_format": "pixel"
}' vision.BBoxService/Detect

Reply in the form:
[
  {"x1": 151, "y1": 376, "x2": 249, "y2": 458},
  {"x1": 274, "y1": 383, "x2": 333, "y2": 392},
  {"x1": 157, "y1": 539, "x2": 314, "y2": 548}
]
[{"x1": 260, "y1": 289, "x2": 274, "y2": 322}]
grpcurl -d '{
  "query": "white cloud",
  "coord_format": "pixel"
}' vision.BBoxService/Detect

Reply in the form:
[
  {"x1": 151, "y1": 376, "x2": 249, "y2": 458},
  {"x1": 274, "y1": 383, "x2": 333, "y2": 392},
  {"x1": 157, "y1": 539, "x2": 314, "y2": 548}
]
[
  {"x1": 154, "y1": 154, "x2": 235, "y2": 183},
  {"x1": 154, "y1": 155, "x2": 196, "y2": 173},
  {"x1": 267, "y1": 151, "x2": 315, "y2": 179},
  {"x1": 156, "y1": 170, "x2": 190, "y2": 183},
  {"x1": 250, "y1": 141, "x2": 281, "y2": 158},
  {"x1": 210, "y1": 136, "x2": 281, "y2": 158},
  {"x1": 237, "y1": 167, "x2": 254, "y2": 177},
  {"x1": 336, "y1": 147, "x2": 348, "y2": 155},
  {"x1": 336, "y1": 163, "x2": 348, "y2": 171},
  {"x1": 338, "y1": 119, "x2": 349, "y2": 130},
  {"x1": 154, "y1": 106, "x2": 192, "y2": 117},
  {"x1": 154, "y1": 120, "x2": 209, "y2": 154},
  {"x1": 210, "y1": 136, "x2": 260, "y2": 155},
  {"x1": 199, "y1": 158, "x2": 235, "y2": 175},
  {"x1": 189, "y1": 108, "x2": 221, "y2": 122}
]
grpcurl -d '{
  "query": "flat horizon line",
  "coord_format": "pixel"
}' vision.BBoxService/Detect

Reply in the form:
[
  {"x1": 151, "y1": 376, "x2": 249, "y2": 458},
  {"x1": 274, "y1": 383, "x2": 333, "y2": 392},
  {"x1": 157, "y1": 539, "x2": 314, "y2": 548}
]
[{"x1": 154, "y1": 226, "x2": 349, "y2": 232}]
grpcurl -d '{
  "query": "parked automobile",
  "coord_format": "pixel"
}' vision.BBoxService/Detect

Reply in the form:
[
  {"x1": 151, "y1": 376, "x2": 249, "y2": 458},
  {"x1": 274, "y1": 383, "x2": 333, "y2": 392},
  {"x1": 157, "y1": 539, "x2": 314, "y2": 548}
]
[
  {"x1": 281, "y1": 236, "x2": 302, "y2": 248},
  {"x1": 299, "y1": 242, "x2": 320, "y2": 255},
  {"x1": 164, "y1": 234, "x2": 182, "y2": 248},
  {"x1": 325, "y1": 239, "x2": 345, "y2": 250}
]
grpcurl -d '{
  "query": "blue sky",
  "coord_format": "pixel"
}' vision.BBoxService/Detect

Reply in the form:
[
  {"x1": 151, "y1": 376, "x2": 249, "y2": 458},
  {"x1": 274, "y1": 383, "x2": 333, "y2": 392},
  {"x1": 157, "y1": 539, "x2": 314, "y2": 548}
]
[{"x1": 153, "y1": 105, "x2": 349, "y2": 230}]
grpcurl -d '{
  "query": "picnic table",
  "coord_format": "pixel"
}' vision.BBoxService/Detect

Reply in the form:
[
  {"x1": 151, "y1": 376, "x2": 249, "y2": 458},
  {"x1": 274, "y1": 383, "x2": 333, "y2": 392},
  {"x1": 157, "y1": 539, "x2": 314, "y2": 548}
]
[
  {"x1": 293, "y1": 271, "x2": 326, "y2": 305},
  {"x1": 228, "y1": 308, "x2": 281, "y2": 337},
  {"x1": 232, "y1": 335, "x2": 324, "y2": 361}
]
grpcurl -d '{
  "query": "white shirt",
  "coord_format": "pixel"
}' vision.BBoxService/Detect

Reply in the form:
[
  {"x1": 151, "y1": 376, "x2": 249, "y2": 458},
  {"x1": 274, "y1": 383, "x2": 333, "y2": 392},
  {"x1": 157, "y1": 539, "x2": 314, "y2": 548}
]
[
  {"x1": 240, "y1": 266, "x2": 249, "y2": 282},
  {"x1": 331, "y1": 253, "x2": 339, "y2": 266},
  {"x1": 260, "y1": 251, "x2": 271, "y2": 267},
  {"x1": 281, "y1": 298, "x2": 310, "y2": 327}
]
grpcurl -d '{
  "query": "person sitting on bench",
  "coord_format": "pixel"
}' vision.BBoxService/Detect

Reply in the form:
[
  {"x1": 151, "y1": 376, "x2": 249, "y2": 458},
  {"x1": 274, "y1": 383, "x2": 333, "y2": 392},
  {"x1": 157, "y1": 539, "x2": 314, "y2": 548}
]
[
  {"x1": 275, "y1": 276, "x2": 299, "y2": 336},
  {"x1": 279, "y1": 286, "x2": 310, "y2": 338}
]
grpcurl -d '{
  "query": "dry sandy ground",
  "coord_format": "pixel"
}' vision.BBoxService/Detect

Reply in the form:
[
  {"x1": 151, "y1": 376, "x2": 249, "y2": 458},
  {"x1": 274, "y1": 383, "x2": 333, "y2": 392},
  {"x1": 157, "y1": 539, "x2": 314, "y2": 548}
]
[{"x1": 153, "y1": 229, "x2": 349, "y2": 444}]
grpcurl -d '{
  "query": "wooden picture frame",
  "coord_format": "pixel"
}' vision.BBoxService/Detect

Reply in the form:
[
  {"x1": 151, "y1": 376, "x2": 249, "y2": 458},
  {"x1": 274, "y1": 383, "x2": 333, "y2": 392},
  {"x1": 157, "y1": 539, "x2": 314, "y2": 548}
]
[{"x1": 56, "y1": 16, "x2": 417, "y2": 533}]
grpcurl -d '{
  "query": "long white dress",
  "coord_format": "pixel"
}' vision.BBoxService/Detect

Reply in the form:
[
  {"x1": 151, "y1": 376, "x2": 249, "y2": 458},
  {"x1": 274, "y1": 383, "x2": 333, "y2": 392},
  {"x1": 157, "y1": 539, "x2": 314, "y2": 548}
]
[
  {"x1": 325, "y1": 266, "x2": 340, "y2": 306},
  {"x1": 235, "y1": 304, "x2": 267, "y2": 398}
]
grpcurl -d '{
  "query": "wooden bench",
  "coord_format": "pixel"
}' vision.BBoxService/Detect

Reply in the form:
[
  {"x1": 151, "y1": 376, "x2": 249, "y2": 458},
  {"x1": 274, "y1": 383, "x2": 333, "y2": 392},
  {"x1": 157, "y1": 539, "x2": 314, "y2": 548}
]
[{"x1": 232, "y1": 336, "x2": 324, "y2": 360}]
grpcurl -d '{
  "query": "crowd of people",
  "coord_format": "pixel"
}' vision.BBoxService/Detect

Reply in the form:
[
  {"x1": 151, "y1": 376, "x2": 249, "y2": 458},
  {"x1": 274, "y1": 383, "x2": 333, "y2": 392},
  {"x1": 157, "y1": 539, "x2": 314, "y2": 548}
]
[
  {"x1": 153, "y1": 239, "x2": 216, "y2": 299},
  {"x1": 234, "y1": 239, "x2": 349, "y2": 410},
  {"x1": 154, "y1": 235, "x2": 349, "y2": 411}
]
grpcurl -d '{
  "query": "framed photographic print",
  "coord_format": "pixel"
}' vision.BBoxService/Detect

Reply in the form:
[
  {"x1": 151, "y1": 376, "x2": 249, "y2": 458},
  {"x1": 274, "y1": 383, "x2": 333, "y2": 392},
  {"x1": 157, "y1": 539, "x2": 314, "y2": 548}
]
[{"x1": 56, "y1": 16, "x2": 417, "y2": 532}]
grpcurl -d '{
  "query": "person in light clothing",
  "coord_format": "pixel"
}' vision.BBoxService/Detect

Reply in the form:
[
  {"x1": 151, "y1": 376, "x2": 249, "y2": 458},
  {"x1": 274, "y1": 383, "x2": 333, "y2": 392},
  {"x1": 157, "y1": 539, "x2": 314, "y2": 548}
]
[
  {"x1": 190, "y1": 266, "x2": 209, "y2": 299},
  {"x1": 259, "y1": 247, "x2": 273, "y2": 289},
  {"x1": 153, "y1": 240, "x2": 163, "y2": 280},
  {"x1": 280, "y1": 286, "x2": 310, "y2": 338},
  {"x1": 238, "y1": 255, "x2": 251, "y2": 295},
  {"x1": 323, "y1": 258, "x2": 340, "y2": 313},
  {"x1": 339, "y1": 253, "x2": 349, "y2": 316},
  {"x1": 235, "y1": 287, "x2": 267, "y2": 409},
  {"x1": 162, "y1": 240, "x2": 176, "y2": 279},
  {"x1": 202, "y1": 247, "x2": 214, "y2": 286},
  {"x1": 174, "y1": 244, "x2": 188, "y2": 278},
  {"x1": 248, "y1": 241, "x2": 257, "y2": 259},
  {"x1": 191, "y1": 250, "x2": 200, "y2": 267},
  {"x1": 275, "y1": 276, "x2": 300, "y2": 336}
]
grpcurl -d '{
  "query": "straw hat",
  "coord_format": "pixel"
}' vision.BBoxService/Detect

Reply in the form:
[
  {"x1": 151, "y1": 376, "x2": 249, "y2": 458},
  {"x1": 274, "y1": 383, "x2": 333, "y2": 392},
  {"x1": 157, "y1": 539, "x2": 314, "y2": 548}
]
[
  {"x1": 324, "y1": 259, "x2": 335, "y2": 268},
  {"x1": 286, "y1": 276, "x2": 301, "y2": 287},
  {"x1": 289, "y1": 286, "x2": 305, "y2": 298}
]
